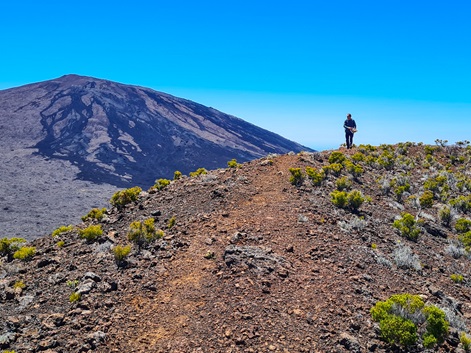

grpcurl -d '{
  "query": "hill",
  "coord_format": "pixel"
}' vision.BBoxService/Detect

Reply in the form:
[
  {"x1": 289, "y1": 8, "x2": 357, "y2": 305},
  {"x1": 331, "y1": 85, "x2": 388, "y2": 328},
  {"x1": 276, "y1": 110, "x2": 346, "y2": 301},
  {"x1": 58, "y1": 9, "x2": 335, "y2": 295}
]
[
  {"x1": 0, "y1": 75, "x2": 311, "y2": 239},
  {"x1": 2, "y1": 142, "x2": 471, "y2": 352}
]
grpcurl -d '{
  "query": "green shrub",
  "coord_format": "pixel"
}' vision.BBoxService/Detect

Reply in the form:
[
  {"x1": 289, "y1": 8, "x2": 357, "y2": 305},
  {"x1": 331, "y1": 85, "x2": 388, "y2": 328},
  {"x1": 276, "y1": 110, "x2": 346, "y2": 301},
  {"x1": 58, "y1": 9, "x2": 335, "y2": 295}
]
[
  {"x1": 0, "y1": 237, "x2": 26, "y2": 257},
  {"x1": 79, "y1": 225, "x2": 103, "y2": 243},
  {"x1": 69, "y1": 292, "x2": 81, "y2": 303},
  {"x1": 56, "y1": 240, "x2": 65, "y2": 248},
  {"x1": 227, "y1": 159, "x2": 241, "y2": 168},
  {"x1": 371, "y1": 293, "x2": 449, "y2": 349},
  {"x1": 455, "y1": 218, "x2": 471, "y2": 233},
  {"x1": 336, "y1": 176, "x2": 352, "y2": 191},
  {"x1": 393, "y1": 213, "x2": 421, "y2": 241},
  {"x1": 460, "y1": 332, "x2": 471, "y2": 351},
  {"x1": 13, "y1": 280, "x2": 26, "y2": 289},
  {"x1": 67, "y1": 280, "x2": 79, "y2": 289},
  {"x1": 331, "y1": 190, "x2": 348, "y2": 209},
  {"x1": 450, "y1": 274, "x2": 464, "y2": 283},
  {"x1": 173, "y1": 170, "x2": 182, "y2": 180},
  {"x1": 347, "y1": 190, "x2": 366, "y2": 211},
  {"x1": 439, "y1": 206, "x2": 453, "y2": 227},
  {"x1": 153, "y1": 178, "x2": 171, "y2": 191},
  {"x1": 328, "y1": 163, "x2": 343, "y2": 176},
  {"x1": 128, "y1": 218, "x2": 163, "y2": 248},
  {"x1": 167, "y1": 216, "x2": 176, "y2": 229},
  {"x1": 422, "y1": 333, "x2": 437, "y2": 349},
  {"x1": 52, "y1": 225, "x2": 74, "y2": 237},
  {"x1": 351, "y1": 152, "x2": 365, "y2": 162},
  {"x1": 419, "y1": 191, "x2": 434, "y2": 208},
  {"x1": 328, "y1": 151, "x2": 346, "y2": 164},
  {"x1": 13, "y1": 246, "x2": 36, "y2": 261},
  {"x1": 449, "y1": 195, "x2": 471, "y2": 213},
  {"x1": 112, "y1": 244, "x2": 132, "y2": 265},
  {"x1": 305, "y1": 166, "x2": 325, "y2": 186},
  {"x1": 459, "y1": 231, "x2": 471, "y2": 249},
  {"x1": 189, "y1": 168, "x2": 207, "y2": 177},
  {"x1": 81, "y1": 208, "x2": 107, "y2": 222},
  {"x1": 379, "y1": 315, "x2": 418, "y2": 347},
  {"x1": 377, "y1": 151, "x2": 395, "y2": 170},
  {"x1": 344, "y1": 160, "x2": 364, "y2": 179},
  {"x1": 423, "y1": 305, "x2": 449, "y2": 345},
  {"x1": 110, "y1": 186, "x2": 142, "y2": 208},
  {"x1": 289, "y1": 168, "x2": 304, "y2": 186},
  {"x1": 331, "y1": 189, "x2": 366, "y2": 211}
]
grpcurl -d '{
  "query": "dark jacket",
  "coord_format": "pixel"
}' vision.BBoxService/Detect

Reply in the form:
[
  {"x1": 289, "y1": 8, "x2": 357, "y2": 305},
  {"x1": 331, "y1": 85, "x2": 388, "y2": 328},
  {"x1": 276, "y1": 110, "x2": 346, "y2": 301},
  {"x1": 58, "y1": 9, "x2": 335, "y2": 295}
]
[{"x1": 344, "y1": 119, "x2": 356, "y2": 132}]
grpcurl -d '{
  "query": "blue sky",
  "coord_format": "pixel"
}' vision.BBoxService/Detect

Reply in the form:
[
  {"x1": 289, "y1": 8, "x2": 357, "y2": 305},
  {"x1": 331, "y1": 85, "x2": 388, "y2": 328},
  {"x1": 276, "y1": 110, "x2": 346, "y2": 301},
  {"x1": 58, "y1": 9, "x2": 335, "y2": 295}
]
[{"x1": 1, "y1": 1, "x2": 470, "y2": 151}]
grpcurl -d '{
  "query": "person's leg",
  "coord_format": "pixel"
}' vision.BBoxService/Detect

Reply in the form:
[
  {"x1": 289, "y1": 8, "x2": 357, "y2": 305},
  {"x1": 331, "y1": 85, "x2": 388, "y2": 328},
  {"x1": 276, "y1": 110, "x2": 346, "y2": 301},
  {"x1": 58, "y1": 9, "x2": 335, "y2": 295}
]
[
  {"x1": 345, "y1": 131, "x2": 350, "y2": 148},
  {"x1": 349, "y1": 133, "x2": 354, "y2": 149}
]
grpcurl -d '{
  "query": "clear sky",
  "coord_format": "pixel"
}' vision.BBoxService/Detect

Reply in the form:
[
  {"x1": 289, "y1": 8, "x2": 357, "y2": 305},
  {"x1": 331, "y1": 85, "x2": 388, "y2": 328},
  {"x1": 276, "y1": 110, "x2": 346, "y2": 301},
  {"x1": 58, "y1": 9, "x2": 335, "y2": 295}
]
[{"x1": 1, "y1": 1, "x2": 470, "y2": 151}]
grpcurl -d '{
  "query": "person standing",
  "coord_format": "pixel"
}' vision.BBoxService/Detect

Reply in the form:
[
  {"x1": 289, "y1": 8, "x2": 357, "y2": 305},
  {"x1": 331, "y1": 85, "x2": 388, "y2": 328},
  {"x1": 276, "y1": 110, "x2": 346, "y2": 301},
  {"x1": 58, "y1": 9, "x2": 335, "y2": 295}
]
[{"x1": 343, "y1": 113, "x2": 357, "y2": 149}]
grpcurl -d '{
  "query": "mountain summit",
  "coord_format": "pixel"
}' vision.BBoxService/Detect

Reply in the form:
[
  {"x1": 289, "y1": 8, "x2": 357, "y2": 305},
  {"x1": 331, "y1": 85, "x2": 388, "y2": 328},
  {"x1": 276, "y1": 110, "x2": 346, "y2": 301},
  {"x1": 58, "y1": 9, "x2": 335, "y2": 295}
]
[
  {"x1": 0, "y1": 75, "x2": 312, "y2": 238},
  {"x1": 0, "y1": 74, "x2": 311, "y2": 188}
]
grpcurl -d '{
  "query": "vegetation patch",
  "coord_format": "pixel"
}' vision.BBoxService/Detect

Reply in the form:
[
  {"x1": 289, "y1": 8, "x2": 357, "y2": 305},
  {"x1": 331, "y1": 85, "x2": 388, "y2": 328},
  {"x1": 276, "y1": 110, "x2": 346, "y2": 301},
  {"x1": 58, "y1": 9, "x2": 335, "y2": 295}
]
[
  {"x1": 393, "y1": 213, "x2": 421, "y2": 241},
  {"x1": 81, "y1": 208, "x2": 107, "y2": 222},
  {"x1": 371, "y1": 293, "x2": 449, "y2": 349},
  {"x1": 79, "y1": 225, "x2": 103, "y2": 243},
  {"x1": 52, "y1": 225, "x2": 74, "y2": 237},
  {"x1": 110, "y1": 186, "x2": 142, "y2": 208}
]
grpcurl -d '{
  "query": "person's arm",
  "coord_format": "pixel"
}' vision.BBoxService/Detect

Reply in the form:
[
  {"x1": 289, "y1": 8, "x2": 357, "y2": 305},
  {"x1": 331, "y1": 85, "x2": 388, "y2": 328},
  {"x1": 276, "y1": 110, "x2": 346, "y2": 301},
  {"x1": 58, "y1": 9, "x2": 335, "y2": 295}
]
[{"x1": 353, "y1": 120, "x2": 357, "y2": 129}]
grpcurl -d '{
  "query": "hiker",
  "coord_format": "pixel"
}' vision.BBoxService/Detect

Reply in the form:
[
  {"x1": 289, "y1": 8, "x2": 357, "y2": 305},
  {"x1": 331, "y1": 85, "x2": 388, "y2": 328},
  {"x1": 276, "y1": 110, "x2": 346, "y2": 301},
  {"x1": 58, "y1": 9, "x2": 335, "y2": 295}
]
[{"x1": 343, "y1": 113, "x2": 357, "y2": 149}]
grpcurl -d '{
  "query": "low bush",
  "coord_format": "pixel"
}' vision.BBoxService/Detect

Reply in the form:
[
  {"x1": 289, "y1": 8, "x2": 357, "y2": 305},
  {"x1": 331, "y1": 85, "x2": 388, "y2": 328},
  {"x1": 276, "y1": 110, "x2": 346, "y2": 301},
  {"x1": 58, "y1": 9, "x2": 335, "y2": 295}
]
[
  {"x1": 393, "y1": 213, "x2": 421, "y2": 241},
  {"x1": 52, "y1": 225, "x2": 74, "y2": 237},
  {"x1": 227, "y1": 159, "x2": 241, "y2": 168},
  {"x1": 79, "y1": 225, "x2": 103, "y2": 243},
  {"x1": 112, "y1": 244, "x2": 132, "y2": 265},
  {"x1": 461, "y1": 332, "x2": 471, "y2": 351},
  {"x1": 289, "y1": 168, "x2": 304, "y2": 186},
  {"x1": 419, "y1": 191, "x2": 434, "y2": 208},
  {"x1": 328, "y1": 151, "x2": 346, "y2": 164},
  {"x1": 458, "y1": 231, "x2": 471, "y2": 249},
  {"x1": 128, "y1": 218, "x2": 164, "y2": 248},
  {"x1": 69, "y1": 292, "x2": 81, "y2": 303},
  {"x1": 167, "y1": 216, "x2": 176, "y2": 229},
  {"x1": 455, "y1": 218, "x2": 471, "y2": 233},
  {"x1": 81, "y1": 208, "x2": 107, "y2": 222},
  {"x1": 305, "y1": 166, "x2": 325, "y2": 186},
  {"x1": 173, "y1": 170, "x2": 182, "y2": 180},
  {"x1": 439, "y1": 206, "x2": 453, "y2": 227},
  {"x1": 328, "y1": 163, "x2": 343, "y2": 176},
  {"x1": 189, "y1": 168, "x2": 207, "y2": 177},
  {"x1": 347, "y1": 190, "x2": 366, "y2": 211},
  {"x1": 13, "y1": 246, "x2": 36, "y2": 261},
  {"x1": 336, "y1": 176, "x2": 352, "y2": 191},
  {"x1": 13, "y1": 280, "x2": 26, "y2": 289},
  {"x1": 371, "y1": 293, "x2": 449, "y2": 349},
  {"x1": 344, "y1": 160, "x2": 364, "y2": 179},
  {"x1": 153, "y1": 178, "x2": 171, "y2": 191},
  {"x1": 331, "y1": 189, "x2": 366, "y2": 212},
  {"x1": 450, "y1": 274, "x2": 464, "y2": 283},
  {"x1": 331, "y1": 190, "x2": 348, "y2": 209},
  {"x1": 0, "y1": 237, "x2": 26, "y2": 257},
  {"x1": 110, "y1": 186, "x2": 142, "y2": 208}
]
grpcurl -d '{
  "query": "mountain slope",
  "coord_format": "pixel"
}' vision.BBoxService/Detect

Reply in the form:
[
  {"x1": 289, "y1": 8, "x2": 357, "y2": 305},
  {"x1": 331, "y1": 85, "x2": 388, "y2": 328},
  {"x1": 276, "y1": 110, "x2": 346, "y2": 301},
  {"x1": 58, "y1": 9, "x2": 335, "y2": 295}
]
[
  {"x1": 0, "y1": 74, "x2": 311, "y2": 187},
  {"x1": 0, "y1": 75, "x2": 312, "y2": 239},
  {"x1": 2, "y1": 143, "x2": 471, "y2": 352}
]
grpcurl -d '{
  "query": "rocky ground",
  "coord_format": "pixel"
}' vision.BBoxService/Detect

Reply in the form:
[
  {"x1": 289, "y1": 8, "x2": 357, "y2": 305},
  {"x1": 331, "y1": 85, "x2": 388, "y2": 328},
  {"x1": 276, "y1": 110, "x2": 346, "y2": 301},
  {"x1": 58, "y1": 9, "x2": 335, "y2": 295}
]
[{"x1": 2, "y1": 143, "x2": 471, "y2": 352}]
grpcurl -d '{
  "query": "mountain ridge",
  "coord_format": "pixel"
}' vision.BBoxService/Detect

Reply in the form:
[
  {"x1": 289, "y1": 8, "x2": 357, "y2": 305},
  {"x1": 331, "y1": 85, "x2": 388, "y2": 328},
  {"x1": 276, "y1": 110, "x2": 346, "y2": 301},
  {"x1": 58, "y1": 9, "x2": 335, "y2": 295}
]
[{"x1": 2, "y1": 143, "x2": 471, "y2": 352}]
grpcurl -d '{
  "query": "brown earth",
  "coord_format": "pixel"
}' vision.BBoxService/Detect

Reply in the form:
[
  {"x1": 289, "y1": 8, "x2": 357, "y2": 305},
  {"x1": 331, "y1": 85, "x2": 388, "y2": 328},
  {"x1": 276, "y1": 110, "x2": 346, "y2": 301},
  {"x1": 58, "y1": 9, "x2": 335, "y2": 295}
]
[{"x1": 2, "y1": 143, "x2": 471, "y2": 352}]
